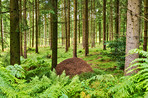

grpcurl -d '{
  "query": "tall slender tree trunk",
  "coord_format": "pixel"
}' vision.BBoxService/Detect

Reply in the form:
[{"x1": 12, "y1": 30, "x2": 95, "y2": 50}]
[
  {"x1": 78, "y1": 14, "x2": 81, "y2": 43},
  {"x1": 23, "y1": 0, "x2": 27, "y2": 58},
  {"x1": 99, "y1": 21, "x2": 101, "y2": 44},
  {"x1": 52, "y1": 0, "x2": 58, "y2": 69},
  {"x1": 109, "y1": 0, "x2": 113, "y2": 41},
  {"x1": 92, "y1": 0, "x2": 95, "y2": 47},
  {"x1": 61, "y1": 3, "x2": 64, "y2": 46},
  {"x1": 143, "y1": 0, "x2": 148, "y2": 51},
  {"x1": 35, "y1": 0, "x2": 38, "y2": 53},
  {"x1": 44, "y1": 14, "x2": 47, "y2": 46},
  {"x1": 29, "y1": 9, "x2": 31, "y2": 47},
  {"x1": 67, "y1": 0, "x2": 70, "y2": 48},
  {"x1": 73, "y1": 0, "x2": 77, "y2": 57},
  {"x1": 115, "y1": 0, "x2": 119, "y2": 39},
  {"x1": 82, "y1": 0, "x2": 85, "y2": 49},
  {"x1": 19, "y1": 0, "x2": 23, "y2": 56},
  {"x1": 32, "y1": 1, "x2": 34, "y2": 47},
  {"x1": 125, "y1": 0, "x2": 140, "y2": 76},
  {"x1": 84, "y1": 0, "x2": 89, "y2": 56},
  {"x1": 139, "y1": 0, "x2": 143, "y2": 41},
  {"x1": 10, "y1": 0, "x2": 20, "y2": 65},
  {"x1": 103, "y1": 0, "x2": 106, "y2": 50},
  {"x1": 0, "y1": 0, "x2": 4, "y2": 52},
  {"x1": 50, "y1": 13, "x2": 53, "y2": 49},
  {"x1": 64, "y1": 0, "x2": 68, "y2": 52}
]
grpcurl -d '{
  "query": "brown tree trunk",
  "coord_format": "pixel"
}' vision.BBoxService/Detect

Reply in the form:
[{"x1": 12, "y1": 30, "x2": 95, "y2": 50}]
[
  {"x1": 73, "y1": 0, "x2": 77, "y2": 57},
  {"x1": 35, "y1": 0, "x2": 38, "y2": 53},
  {"x1": 125, "y1": 0, "x2": 140, "y2": 76},
  {"x1": 0, "y1": 0, "x2": 4, "y2": 52},
  {"x1": 115, "y1": 0, "x2": 119, "y2": 39},
  {"x1": 82, "y1": 0, "x2": 85, "y2": 49},
  {"x1": 103, "y1": 0, "x2": 106, "y2": 50},
  {"x1": 143, "y1": 0, "x2": 148, "y2": 51},
  {"x1": 44, "y1": 14, "x2": 47, "y2": 46},
  {"x1": 32, "y1": 1, "x2": 34, "y2": 47},
  {"x1": 29, "y1": 9, "x2": 31, "y2": 47},
  {"x1": 23, "y1": 0, "x2": 27, "y2": 58},
  {"x1": 50, "y1": 13, "x2": 53, "y2": 49},
  {"x1": 19, "y1": 0, "x2": 23, "y2": 56},
  {"x1": 109, "y1": 0, "x2": 113, "y2": 41},
  {"x1": 67, "y1": 0, "x2": 70, "y2": 48},
  {"x1": 52, "y1": 0, "x2": 58, "y2": 69},
  {"x1": 92, "y1": 0, "x2": 95, "y2": 47},
  {"x1": 10, "y1": 0, "x2": 20, "y2": 65},
  {"x1": 84, "y1": 0, "x2": 89, "y2": 56},
  {"x1": 64, "y1": 0, "x2": 68, "y2": 52},
  {"x1": 99, "y1": 21, "x2": 101, "y2": 44}
]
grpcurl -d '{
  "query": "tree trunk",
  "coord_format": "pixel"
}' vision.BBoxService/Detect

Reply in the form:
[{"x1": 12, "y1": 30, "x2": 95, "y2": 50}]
[
  {"x1": 52, "y1": 0, "x2": 58, "y2": 69},
  {"x1": 35, "y1": 0, "x2": 38, "y2": 53},
  {"x1": 0, "y1": 0, "x2": 4, "y2": 52},
  {"x1": 82, "y1": 0, "x2": 85, "y2": 49},
  {"x1": 109, "y1": 0, "x2": 113, "y2": 41},
  {"x1": 29, "y1": 9, "x2": 31, "y2": 47},
  {"x1": 19, "y1": 0, "x2": 23, "y2": 56},
  {"x1": 115, "y1": 0, "x2": 119, "y2": 39},
  {"x1": 44, "y1": 14, "x2": 47, "y2": 46},
  {"x1": 125, "y1": 0, "x2": 140, "y2": 76},
  {"x1": 32, "y1": 1, "x2": 34, "y2": 47},
  {"x1": 99, "y1": 21, "x2": 101, "y2": 44},
  {"x1": 103, "y1": 0, "x2": 106, "y2": 50},
  {"x1": 67, "y1": 0, "x2": 70, "y2": 48},
  {"x1": 61, "y1": 3, "x2": 64, "y2": 46},
  {"x1": 73, "y1": 0, "x2": 77, "y2": 57},
  {"x1": 84, "y1": 0, "x2": 89, "y2": 56},
  {"x1": 10, "y1": 0, "x2": 20, "y2": 65},
  {"x1": 143, "y1": 0, "x2": 148, "y2": 51},
  {"x1": 23, "y1": 0, "x2": 27, "y2": 58},
  {"x1": 92, "y1": 0, "x2": 95, "y2": 47},
  {"x1": 64, "y1": 0, "x2": 68, "y2": 52},
  {"x1": 50, "y1": 13, "x2": 53, "y2": 49}
]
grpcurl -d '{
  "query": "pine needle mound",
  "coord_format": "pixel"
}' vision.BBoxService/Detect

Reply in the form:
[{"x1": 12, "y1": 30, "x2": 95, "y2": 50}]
[{"x1": 56, "y1": 57, "x2": 93, "y2": 76}]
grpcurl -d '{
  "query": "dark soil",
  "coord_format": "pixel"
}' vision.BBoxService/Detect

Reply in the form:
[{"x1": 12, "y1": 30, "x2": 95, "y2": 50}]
[{"x1": 55, "y1": 57, "x2": 93, "y2": 76}]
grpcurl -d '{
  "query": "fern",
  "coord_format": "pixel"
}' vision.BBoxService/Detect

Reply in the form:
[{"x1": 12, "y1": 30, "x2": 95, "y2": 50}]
[{"x1": 109, "y1": 49, "x2": 148, "y2": 98}]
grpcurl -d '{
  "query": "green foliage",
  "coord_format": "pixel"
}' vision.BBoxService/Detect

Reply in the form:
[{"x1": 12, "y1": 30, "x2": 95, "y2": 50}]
[
  {"x1": 6, "y1": 64, "x2": 25, "y2": 79},
  {"x1": 109, "y1": 49, "x2": 148, "y2": 98},
  {"x1": 107, "y1": 37, "x2": 126, "y2": 69}
]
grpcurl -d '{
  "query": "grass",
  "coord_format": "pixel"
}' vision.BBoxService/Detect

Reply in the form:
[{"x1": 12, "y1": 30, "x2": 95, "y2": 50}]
[{"x1": 0, "y1": 42, "x2": 124, "y2": 78}]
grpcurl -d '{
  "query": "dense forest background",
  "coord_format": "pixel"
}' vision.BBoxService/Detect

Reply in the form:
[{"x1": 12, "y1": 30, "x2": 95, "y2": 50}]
[{"x1": 0, "y1": 0, "x2": 148, "y2": 97}]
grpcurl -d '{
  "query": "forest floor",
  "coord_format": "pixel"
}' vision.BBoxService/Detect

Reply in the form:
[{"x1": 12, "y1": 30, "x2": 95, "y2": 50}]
[
  {"x1": 0, "y1": 43, "x2": 126, "y2": 97},
  {"x1": 0, "y1": 43, "x2": 124, "y2": 78},
  {"x1": 26, "y1": 43, "x2": 124, "y2": 78}
]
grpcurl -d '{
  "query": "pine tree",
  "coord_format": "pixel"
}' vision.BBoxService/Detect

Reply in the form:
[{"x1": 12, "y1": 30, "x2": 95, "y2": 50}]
[{"x1": 10, "y1": 0, "x2": 20, "y2": 65}]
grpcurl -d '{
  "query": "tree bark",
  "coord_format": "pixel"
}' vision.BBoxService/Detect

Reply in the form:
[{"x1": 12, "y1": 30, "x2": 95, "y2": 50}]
[
  {"x1": 64, "y1": 0, "x2": 68, "y2": 52},
  {"x1": 35, "y1": 0, "x2": 38, "y2": 53},
  {"x1": 0, "y1": 0, "x2": 4, "y2": 52},
  {"x1": 52, "y1": 0, "x2": 58, "y2": 69},
  {"x1": 23, "y1": 0, "x2": 27, "y2": 58},
  {"x1": 125, "y1": 0, "x2": 140, "y2": 76},
  {"x1": 115, "y1": 0, "x2": 119, "y2": 39},
  {"x1": 109, "y1": 0, "x2": 113, "y2": 41},
  {"x1": 44, "y1": 14, "x2": 47, "y2": 46},
  {"x1": 84, "y1": 0, "x2": 89, "y2": 56},
  {"x1": 143, "y1": 0, "x2": 148, "y2": 51},
  {"x1": 67, "y1": 0, "x2": 70, "y2": 48},
  {"x1": 73, "y1": 0, "x2": 77, "y2": 57},
  {"x1": 19, "y1": 0, "x2": 23, "y2": 56},
  {"x1": 10, "y1": 0, "x2": 20, "y2": 65},
  {"x1": 103, "y1": 0, "x2": 106, "y2": 50},
  {"x1": 32, "y1": 1, "x2": 34, "y2": 47}
]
